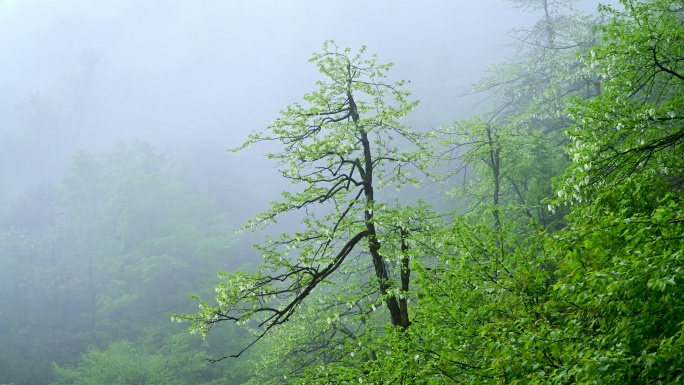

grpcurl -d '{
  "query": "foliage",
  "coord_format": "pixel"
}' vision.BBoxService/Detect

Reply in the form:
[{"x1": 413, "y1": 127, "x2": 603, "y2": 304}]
[
  {"x1": 561, "y1": 0, "x2": 684, "y2": 204},
  {"x1": 50, "y1": 327, "x2": 251, "y2": 385},
  {"x1": 544, "y1": 0, "x2": 684, "y2": 382},
  {"x1": 58, "y1": 141, "x2": 238, "y2": 335},
  {"x1": 546, "y1": 197, "x2": 684, "y2": 383},
  {"x1": 51, "y1": 333, "x2": 208, "y2": 385},
  {"x1": 426, "y1": 0, "x2": 684, "y2": 382},
  {"x1": 410, "y1": 2, "x2": 599, "y2": 381},
  {"x1": 173, "y1": 41, "x2": 438, "y2": 382},
  {"x1": 439, "y1": 0, "x2": 601, "y2": 233}
]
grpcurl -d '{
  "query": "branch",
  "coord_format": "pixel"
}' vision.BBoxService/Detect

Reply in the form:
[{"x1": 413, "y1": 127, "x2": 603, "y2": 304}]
[{"x1": 208, "y1": 230, "x2": 370, "y2": 361}]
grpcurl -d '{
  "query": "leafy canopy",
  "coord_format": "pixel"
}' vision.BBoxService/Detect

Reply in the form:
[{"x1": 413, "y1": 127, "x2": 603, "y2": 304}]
[{"x1": 173, "y1": 41, "x2": 436, "y2": 367}]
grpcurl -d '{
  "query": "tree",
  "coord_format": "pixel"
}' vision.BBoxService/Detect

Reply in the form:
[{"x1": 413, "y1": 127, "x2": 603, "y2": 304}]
[
  {"x1": 174, "y1": 41, "x2": 435, "y2": 373},
  {"x1": 560, "y1": 0, "x2": 684, "y2": 203},
  {"x1": 62, "y1": 48, "x2": 102, "y2": 131},
  {"x1": 413, "y1": 0, "x2": 684, "y2": 382},
  {"x1": 436, "y1": 0, "x2": 684, "y2": 381},
  {"x1": 440, "y1": 0, "x2": 601, "y2": 232},
  {"x1": 60, "y1": 141, "x2": 240, "y2": 337}
]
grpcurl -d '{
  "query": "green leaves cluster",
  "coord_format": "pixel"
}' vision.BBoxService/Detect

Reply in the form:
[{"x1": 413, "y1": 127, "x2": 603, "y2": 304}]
[{"x1": 561, "y1": 0, "x2": 684, "y2": 204}]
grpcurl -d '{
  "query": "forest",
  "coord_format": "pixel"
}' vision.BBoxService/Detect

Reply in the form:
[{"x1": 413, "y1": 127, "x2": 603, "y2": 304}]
[{"x1": 1, "y1": 0, "x2": 683, "y2": 383}]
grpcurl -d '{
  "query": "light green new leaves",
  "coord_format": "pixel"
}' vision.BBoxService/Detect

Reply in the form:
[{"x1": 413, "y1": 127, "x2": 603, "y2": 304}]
[
  {"x1": 173, "y1": 41, "x2": 437, "y2": 372},
  {"x1": 561, "y1": 0, "x2": 684, "y2": 204}
]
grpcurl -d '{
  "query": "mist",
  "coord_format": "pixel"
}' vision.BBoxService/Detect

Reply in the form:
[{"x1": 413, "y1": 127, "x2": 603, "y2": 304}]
[
  {"x1": 0, "y1": 0, "x2": 542, "y2": 197},
  {"x1": 0, "y1": 1, "x2": 614, "y2": 384}
]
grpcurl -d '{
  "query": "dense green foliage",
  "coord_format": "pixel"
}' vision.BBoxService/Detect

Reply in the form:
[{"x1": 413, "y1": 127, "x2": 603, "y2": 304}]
[{"x1": 548, "y1": 0, "x2": 684, "y2": 381}]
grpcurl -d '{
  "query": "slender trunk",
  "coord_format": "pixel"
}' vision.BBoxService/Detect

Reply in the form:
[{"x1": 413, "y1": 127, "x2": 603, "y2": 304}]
[
  {"x1": 399, "y1": 229, "x2": 411, "y2": 328},
  {"x1": 486, "y1": 126, "x2": 502, "y2": 234},
  {"x1": 348, "y1": 89, "x2": 409, "y2": 329},
  {"x1": 486, "y1": 125, "x2": 504, "y2": 281},
  {"x1": 542, "y1": 0, "x2": 555, "y2": 48}
]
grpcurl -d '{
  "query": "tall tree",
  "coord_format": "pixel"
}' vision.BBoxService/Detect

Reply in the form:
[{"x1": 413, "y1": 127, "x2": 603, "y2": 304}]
[
  {"x1": 174, "y1": 41, "x2": 435, "y2": 370},
  {"x1": 62, "y1": 48, "x2": 102, "y2": 131}
]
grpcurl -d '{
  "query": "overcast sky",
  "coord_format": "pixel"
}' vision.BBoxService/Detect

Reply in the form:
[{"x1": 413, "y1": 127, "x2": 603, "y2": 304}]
[
  {"x1": 0, "y1": 0, "x2": 606, "y2": 204},
  {"x1": 0, "y1": 1, "x2": 545, "y2": 138}
]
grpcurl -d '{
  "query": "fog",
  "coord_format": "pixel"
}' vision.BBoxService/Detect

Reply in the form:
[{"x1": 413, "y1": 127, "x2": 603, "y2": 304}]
[
  {"x1": 0, "y1": 1, "x2": 549, "y2": 203},
  {"x1": 0, "y1": 1, "x2": 607, "y2": 384}
]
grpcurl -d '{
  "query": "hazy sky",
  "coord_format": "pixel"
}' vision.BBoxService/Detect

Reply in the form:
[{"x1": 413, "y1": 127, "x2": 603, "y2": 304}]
[
  {"x1": 0, "y1": 0, "x2": 605, "y2": 203},
  {"x1": 0, "y1": 1, "x2": 543, "y2": 140}
]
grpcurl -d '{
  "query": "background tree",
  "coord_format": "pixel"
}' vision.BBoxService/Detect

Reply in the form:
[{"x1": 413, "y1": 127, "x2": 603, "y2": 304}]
[
  {"x1": 441, "y1": 0, "x2": 601, "y2": 232},
  {"x1": 62, "y1": 48, "x2": 102, "y2": 131},
  {"x1": 418, "y1": 0, "x2": 684, "y2": 382},
  {"x1": 0, "y1": 142, "x2": 251, "y2": 385},
  {"x1": 51, "y1": 333, "x2": 209, "y2": 385}
]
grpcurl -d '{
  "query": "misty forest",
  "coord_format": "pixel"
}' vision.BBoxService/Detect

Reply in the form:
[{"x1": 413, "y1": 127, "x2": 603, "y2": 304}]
[{"x1": 1, "y1": 0, "x2": 683, "y2": 384}]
